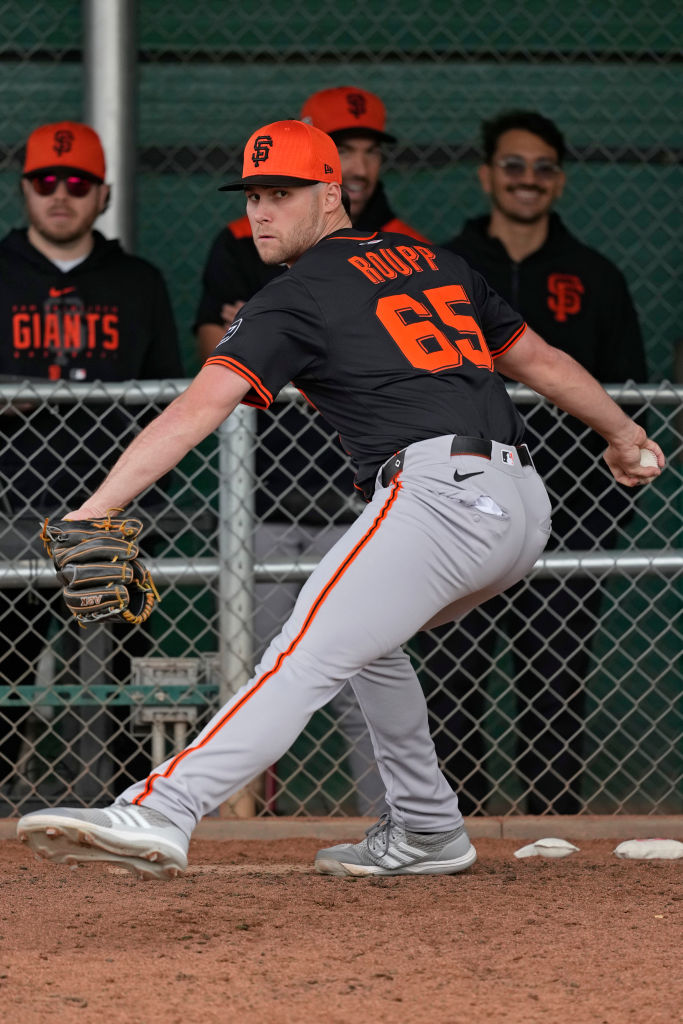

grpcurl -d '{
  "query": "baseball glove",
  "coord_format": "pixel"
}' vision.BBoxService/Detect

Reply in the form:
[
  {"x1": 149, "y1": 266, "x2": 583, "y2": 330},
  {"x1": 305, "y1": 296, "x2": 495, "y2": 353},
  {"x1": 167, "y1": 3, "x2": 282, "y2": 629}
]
[{"x1": 40, "y1": 513, "x2": 160, "y2": 626}]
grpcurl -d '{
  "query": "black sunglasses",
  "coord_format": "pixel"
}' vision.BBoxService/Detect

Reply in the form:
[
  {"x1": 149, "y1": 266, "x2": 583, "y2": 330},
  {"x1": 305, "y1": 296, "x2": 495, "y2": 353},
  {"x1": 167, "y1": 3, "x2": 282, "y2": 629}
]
[
  {"x1": 28, "y1": 173, "x2": 98, "y2": 198},
  {"x1": 494, "y1": 156, "x2": 561, "y2": 181}
]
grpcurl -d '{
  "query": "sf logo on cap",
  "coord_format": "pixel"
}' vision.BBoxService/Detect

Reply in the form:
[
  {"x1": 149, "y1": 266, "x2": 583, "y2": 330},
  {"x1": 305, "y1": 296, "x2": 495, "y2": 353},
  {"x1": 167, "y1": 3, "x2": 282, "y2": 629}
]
[
  {"x1": 53, "y1": 129, "x2": 75, "y2": 157},
  {"x1": 252, "y1": 135, "x2": 273, "y2": 167},
  {"x1": 346, "y1": 93, "x2": 367, "y2": 119}
]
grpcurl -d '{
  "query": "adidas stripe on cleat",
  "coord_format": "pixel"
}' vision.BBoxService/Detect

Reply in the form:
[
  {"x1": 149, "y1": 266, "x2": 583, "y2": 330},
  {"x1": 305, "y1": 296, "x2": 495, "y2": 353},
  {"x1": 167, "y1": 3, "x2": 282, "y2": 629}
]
[
  {"x1": 314, "y1": 813, "x2": 477, "y2": 877},
  {"x1": 16, "y1": 803, "x2": 189, "y2": 881}
]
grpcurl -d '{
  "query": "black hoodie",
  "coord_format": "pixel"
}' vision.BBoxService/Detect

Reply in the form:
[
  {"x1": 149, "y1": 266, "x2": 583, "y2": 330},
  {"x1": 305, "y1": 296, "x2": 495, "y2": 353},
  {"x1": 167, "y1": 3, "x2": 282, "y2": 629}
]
[
  {"x1": 0, "y1": 229, "x2": 183, "y2": 512},
  {"x1": 445, "y1": 214, "x2": 647, "y2": 547}
]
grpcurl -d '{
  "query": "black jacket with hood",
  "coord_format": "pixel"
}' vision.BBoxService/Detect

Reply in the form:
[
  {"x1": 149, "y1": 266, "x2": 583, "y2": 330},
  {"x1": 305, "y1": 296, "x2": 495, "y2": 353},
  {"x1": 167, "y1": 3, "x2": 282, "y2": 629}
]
[{"x1": 0, "y1": 228, "x2": 183, "y2": 513}]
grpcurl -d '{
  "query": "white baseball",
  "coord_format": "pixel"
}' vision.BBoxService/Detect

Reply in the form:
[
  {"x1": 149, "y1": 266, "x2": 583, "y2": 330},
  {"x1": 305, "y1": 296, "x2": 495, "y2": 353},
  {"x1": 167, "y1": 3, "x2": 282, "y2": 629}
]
[{"x1": 639, "y1": 448, "x2": 658, "y2": 468}]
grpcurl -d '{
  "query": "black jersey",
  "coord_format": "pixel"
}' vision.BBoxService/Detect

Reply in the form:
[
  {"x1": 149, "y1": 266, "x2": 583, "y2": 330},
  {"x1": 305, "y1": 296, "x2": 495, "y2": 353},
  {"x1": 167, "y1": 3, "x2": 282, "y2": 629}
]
[
  {"x1": 206, "y1": 229, "x2": 526, "y2": 498},
  {"x1": 444, "y1": 214, "x2": 645, "y2": 382},
  {"x1": 0, "y1": 229, "x2": 181, "y2": 382},
  {"x1": 196, "y1": 195, "x2": 432, "y2": 521}
]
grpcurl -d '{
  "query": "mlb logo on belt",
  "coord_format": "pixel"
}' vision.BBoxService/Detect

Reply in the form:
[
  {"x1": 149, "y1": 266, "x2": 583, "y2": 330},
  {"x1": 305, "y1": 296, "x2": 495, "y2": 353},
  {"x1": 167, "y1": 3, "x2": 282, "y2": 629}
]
[{"x1": 501, "y1": 449, "x2": 515, "y2": 464}]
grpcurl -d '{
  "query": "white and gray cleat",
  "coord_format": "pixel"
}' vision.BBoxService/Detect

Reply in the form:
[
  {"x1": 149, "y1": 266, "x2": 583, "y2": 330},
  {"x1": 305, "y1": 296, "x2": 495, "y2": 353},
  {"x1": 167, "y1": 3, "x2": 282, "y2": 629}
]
[
  {"x1": 314, "y1": 812, "x2": 477, "y2": 877},
  {"x1": 17, "y1": 803, "x2": 188, "y2": 881}
]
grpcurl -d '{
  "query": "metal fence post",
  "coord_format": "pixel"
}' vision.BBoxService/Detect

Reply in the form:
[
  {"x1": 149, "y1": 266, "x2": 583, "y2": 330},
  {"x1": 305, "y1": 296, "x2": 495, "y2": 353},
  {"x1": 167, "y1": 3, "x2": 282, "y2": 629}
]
[
  {"x1": 216, "y1": 405, "x2": 257, "y2": 816},
  {"x1": 217, "y1": 406, "x2": 256, "y2": 704},
  {"x1": 82, "y1": 0, "x2": 137, "y2": 249}
]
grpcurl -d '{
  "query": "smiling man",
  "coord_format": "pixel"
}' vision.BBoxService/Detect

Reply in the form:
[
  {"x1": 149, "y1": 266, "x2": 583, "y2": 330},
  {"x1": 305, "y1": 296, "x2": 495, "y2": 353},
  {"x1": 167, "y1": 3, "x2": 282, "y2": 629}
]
[
  {"x1": 473, "y1": 110, "x2": 567, "y2": 249},
  {"x1": 445, "y1": 110, "x2": 643, "y2": 367},
  {"x1": 17, "y1": 119, "x2": 662, "y2": 882},
  {"x1": 423, "y1": 110, "x2": 648, "y2": 815},
  {"x1": 300, "y1": 86, "x2": 428, "y2": 238}
]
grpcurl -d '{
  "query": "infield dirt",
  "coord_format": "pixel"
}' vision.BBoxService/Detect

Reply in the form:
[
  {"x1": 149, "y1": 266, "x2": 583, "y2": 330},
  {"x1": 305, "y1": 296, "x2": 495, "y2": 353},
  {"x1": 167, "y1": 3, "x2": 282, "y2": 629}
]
[{"x1": 1, "y1": 835, "x2": 681, "y2": 1024}]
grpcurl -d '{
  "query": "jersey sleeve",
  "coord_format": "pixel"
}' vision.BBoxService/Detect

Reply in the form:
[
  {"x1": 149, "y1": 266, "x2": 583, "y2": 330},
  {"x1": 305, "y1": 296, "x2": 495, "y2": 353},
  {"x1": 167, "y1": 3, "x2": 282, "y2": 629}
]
[
  {"x1": 204, "y1": 276, "x2": 327, "y2": 408},
  {"x1": 466, "y1": 264, "x2": 527, "y2": 357}
]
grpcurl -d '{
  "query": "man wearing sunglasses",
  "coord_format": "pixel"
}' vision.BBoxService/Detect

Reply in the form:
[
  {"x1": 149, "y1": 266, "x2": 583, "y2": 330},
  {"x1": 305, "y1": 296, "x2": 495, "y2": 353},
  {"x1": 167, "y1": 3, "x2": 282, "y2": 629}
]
[
  {"x1": 0, "y1": 121, "x2": 183, "y2": 804},
  {"x1": 3, "y1": 120, "x2": 181, "y2": 384},
  {"x1": 416, "y1": 110, "x2": 647, "y2": 815}
]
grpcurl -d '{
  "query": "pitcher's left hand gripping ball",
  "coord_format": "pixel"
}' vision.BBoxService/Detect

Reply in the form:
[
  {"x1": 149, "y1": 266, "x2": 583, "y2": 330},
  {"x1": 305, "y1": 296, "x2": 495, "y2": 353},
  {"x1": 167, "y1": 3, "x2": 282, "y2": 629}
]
[{"x1": 40, "y1": 513, "x2": 160, "y2": 625}]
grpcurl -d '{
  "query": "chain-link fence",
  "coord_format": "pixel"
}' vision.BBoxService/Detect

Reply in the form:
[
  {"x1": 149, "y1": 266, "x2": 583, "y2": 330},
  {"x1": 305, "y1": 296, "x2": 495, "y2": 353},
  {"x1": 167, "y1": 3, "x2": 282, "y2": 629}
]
[
  {"x1": 1, "y1": 380, "x2": 681, "y2": 818},
  {"x1": 0, "y1": 2, "x2": 681, "y2": 817}
]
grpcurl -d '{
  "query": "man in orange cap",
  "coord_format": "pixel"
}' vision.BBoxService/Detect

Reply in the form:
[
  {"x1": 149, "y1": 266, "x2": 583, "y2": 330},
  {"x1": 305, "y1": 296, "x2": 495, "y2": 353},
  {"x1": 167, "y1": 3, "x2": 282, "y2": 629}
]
[
  {"x1": 0, "y1": 121, "x2": 183, "y2": 802},
  {"x1": 20, "y1": 120, "x2": 109, "y2": 249},
  {"x1": 5, "y1": 120, "x2": 181, "y2": 381},
  {"x1": 299, "y1": 86, "x2": 426, "y2": 233},
  {"x1": 193, "y1": 92, "x2": 431, "y2": 808},
  {"x1": 192, "y1": 96, "x2": 430, "y2": 815}
]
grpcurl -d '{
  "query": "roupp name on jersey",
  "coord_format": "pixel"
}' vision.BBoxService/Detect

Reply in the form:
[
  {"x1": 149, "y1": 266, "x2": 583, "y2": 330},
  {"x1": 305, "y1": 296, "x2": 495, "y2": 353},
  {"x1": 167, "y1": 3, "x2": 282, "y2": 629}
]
[
  {"x1": 11, "y1": 299, "x2": 120, "y2": 357},
  {"x1": 348, "y1": 245, "x2": 439, "y2": 284}
]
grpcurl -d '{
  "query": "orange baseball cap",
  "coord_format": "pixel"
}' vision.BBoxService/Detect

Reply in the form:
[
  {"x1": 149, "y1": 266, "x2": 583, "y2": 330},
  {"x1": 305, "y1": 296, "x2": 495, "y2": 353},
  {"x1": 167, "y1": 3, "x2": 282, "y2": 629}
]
[
  {"x1": 220, "y1": 119, "x2": 342, "y2": 191},
  {"x1": 300, "y1": 87, "x2": 396, "y2": 143},
  {"x1": 23, "y1": 121, "x2": 106, "y2": 182}
]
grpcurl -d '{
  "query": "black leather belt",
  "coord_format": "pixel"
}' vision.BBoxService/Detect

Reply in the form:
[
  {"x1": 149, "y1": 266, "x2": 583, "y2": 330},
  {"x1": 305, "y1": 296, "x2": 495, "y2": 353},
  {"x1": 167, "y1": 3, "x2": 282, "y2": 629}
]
[{"x1": 381, "y1": 435, "x2": 533, "y2": 488}]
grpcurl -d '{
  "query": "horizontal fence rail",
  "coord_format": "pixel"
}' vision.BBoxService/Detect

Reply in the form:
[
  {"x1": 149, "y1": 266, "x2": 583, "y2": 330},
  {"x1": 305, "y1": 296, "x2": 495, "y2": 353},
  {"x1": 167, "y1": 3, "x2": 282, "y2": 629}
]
[
  {"x1": 2, "y1": 380, "x2": 678, "y2": 404},
  {"x1": 2, "y1": 551, "x2": 683, "y2": 589}
]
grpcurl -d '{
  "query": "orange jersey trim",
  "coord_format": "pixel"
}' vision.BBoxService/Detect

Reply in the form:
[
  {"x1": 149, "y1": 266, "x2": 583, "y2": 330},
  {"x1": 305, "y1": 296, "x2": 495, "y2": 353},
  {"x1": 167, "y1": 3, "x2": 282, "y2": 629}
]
[
  {"x1": 227, "y1": 214, "x2": 253, "y2": 239},
  {"x1": 204, "y1": 354, "x2": 273, "y2": 408},
  {"x1": 132, "y1": 479, "x2": 403, "y2": 806},
  {"x1": 381, "y1": 217, "x2": 430, "y2": 243},
  {"x1": 296, "y1": 386, "x2": 319, "y2": 412},
  {"x1": 493, "y1": 322, "x2": 527, "y2": 358},
  {"x1": 297, "y1": 387, "x2": 348, "y2": 467}
]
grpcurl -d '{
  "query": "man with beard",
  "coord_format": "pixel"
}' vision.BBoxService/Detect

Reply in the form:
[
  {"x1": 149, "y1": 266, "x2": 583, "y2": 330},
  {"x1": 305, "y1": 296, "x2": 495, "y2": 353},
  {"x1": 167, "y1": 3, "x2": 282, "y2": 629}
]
[
  {"x1": 0, "y1": 121, "x2": 182, "y2": 802},
  {"x1": 420, "y1": 110, "x2": 647, "y2": 814}
]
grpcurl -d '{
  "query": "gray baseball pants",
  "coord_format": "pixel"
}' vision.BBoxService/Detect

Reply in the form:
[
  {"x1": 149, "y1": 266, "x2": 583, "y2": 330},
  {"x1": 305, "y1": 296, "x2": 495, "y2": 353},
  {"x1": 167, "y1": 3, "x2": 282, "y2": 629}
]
[{"x1": 118, "y1": 435, "x2": 551, "y2": 838}]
